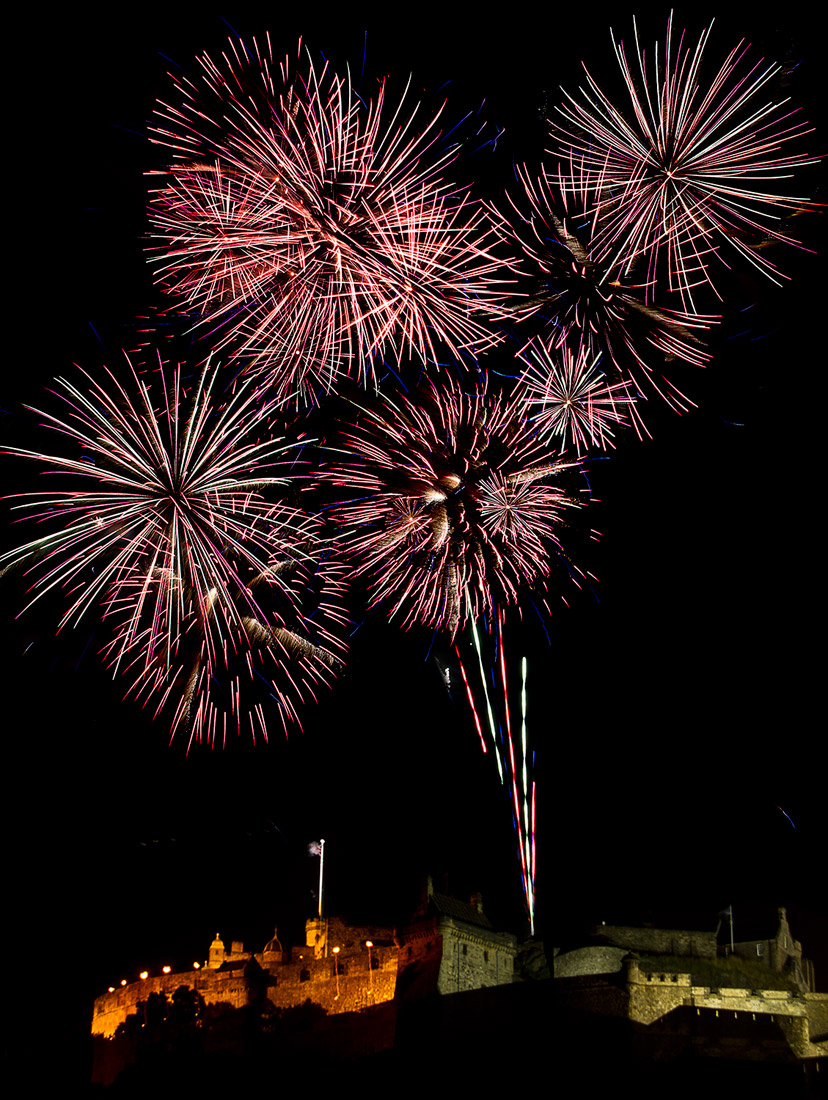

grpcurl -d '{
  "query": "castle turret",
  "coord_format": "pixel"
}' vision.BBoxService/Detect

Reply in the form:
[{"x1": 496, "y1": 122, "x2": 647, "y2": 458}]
[
  {"x1": 208, "y1": 933, "x2": 226, "y2": 969},
  {"x1": 306, "y1": 917, "x2": 327, "y2": 958},
  {"x1": 622, "y1": 952, "x2": 641, "y2": 986}
]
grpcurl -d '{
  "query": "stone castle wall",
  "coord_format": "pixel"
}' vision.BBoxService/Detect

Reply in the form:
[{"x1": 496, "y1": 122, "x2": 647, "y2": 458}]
[
  {"x1": 395, "y1": 914, "x2": 517, "y2": 997},
  {"x1": 592, "y1": 924, "x2": 717, "y2": 958},
  {"x1": 92, "y1": 941, "x2": 398, "y2": 1040}
]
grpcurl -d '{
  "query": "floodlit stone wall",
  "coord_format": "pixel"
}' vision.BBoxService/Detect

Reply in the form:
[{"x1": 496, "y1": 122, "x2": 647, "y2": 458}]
[
  {"x1": 92, "y1": 921, "x2": 398, "y2": 1040},
  {"x1": 592, "y1": 924, "x2": 717, "y2": 958}
]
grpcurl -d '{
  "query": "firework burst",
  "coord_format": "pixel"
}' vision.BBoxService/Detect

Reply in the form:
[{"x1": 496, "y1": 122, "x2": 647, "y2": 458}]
[
  {"x1": 1, "y1": 356, "x2": 347, "y2": 743},
  {"x1": 500, "y1": 158, "x2": 714, "y2": 415},
  {"x1": 515, "y1": 339, "x2": 634, "y2": 455},
  {"x1": 326, "y1": 371, "x2": 588, "y2": 638},
  {"x1": 548, "y1": 15, "x2": 817, "y2": 308},
  {"x1": 149, "y1": 36, "x2": 504, "y2": 402}
]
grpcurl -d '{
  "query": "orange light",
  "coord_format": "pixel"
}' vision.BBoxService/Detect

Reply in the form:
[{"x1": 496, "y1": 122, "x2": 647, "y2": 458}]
[
  {"x1": 108, "y1": 987, "x2": 115, "y2": 993},
  {"x1": 193, "y1": 962, "x2": 200, "y2": 970},
  {"x1": 139, "y1": 971, "x2": 149, "y2": 980},
  {"x1": 162, "y1": 966, "x2": 171, "y2": 974},
  {"x1": 332, "y1": 946, "x2": 340, "y2": 954},
  {"x1": 365, "y1": 941, "x2": 373, "y2": 948},
  {"x1": 120, "y1": 980, "x2": 127, "y2": 987}
]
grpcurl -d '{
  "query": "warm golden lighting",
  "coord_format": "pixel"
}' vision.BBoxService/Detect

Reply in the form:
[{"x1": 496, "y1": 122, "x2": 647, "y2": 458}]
[
  {"x1": 332, "y1": 947, "x2": 341, "y2": 999},
  {"x1": 139, "y1": 971, "x2": 148, "y2": 980},
  {"x1": 120, "y1": 980, "x2": 127, "y2": 987},
  {"x1": 193, "y1": 962, "x2": 200, "y2": 969},
  {"x1": 108, "y1": 987, "x2": 115, "y2": 993},
  {"x1": 365, "y1": 941, "x2": 373, "y2": 948},
  {"x1": 162, "y1": 966, "x2": 171, "y2": 974}
]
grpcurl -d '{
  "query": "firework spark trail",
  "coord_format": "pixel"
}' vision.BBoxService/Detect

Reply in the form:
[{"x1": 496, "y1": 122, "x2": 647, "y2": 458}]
[
  {"x1": 456, "y1": 645, "x2": 487, "y2": 755},
  {"x1": 548, "y1": 15, "x2": 818, "y2": 310},
  {"x1": 521, "y1": 657, "x2": 536, "y2": 936},
  {"x1": 1, "y1": 354, "x2": 347, "y2": 744},
  {"x1": 327, "y1": 370, "x2": 587, "y2": 638},
  {"x1": 149, "y1": 35, "x2": 506, "y2": 402},
  {"x1": 457, "y1": 612, "x2": 536, "y2": 933},
  {"x1": 470, "y1": 615, "x2": 504, "y2": 783}
]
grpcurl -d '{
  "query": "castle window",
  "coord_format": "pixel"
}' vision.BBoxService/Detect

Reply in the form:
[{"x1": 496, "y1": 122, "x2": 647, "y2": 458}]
[
  {"x1": 462, "y1": 945, "x2": 468, "y2": 956},
  {"x1": 484, "y1": 951, "x2": 489, "y2": 963},
  {"x1": 756, "y1": 944, "x2": 764, "y2": 957},
  {"x1": 300, "y1": 968, "x2": 310, "y2": 982}
]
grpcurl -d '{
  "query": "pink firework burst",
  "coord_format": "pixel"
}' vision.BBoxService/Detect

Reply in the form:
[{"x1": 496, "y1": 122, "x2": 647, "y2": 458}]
[
  {"x1": 149, "y1": 36, "x2": 504, "y2": 403},
  {"x1": 515, "y1": 339, "x2": 634, "y2": 455},
  {"x1": 2, "y1": 356, "x2": 347, "y2": 744},
  {"x1": 548, "y1": 16, "x2": 818, "y2": 309},
  {"x1": 499, "y1": 157, "x2": 714, "y2": 415},
  {"x1": 326, "y1": 371, "x2": 588, "y2": 638}
]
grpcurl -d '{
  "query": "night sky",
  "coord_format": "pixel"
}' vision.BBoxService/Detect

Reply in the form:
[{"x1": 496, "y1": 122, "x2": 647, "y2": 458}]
[{"x1": 4, "y1": 3, "x2": 825, "y2": 1087}]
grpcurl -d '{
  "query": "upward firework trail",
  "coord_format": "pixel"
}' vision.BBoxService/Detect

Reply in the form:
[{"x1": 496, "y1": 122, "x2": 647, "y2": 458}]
[
  {"x1": 455, "y1": 610, "x2": 537, "y2": 934},
  {"x1": 149, "y1": 36, "x2": 505, "y2": 403},
  {"x1": 2, "y1": 355, "x2": 347, "y2": 743},
  {"x1": 548, "y1": 16, "x2": 818, "y2": 309}
]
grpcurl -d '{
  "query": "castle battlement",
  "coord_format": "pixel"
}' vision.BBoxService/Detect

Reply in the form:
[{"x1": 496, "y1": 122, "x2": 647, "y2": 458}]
[
  {"x1": 92, "y1": 892, "x2": 519, "y2": 1045},
  {"x1": 92, "y1": 918, "x2": 399, "y2": 1040}
]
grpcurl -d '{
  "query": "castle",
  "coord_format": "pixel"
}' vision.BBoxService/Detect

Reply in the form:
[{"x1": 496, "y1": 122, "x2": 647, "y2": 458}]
[
  {"x1": 91, "y1": 897, "x2": 826, "y2": 1087},
  {"x1": 551, "y1": 907, "x2": 827, "y2": 1064},
  {"x1": 91, "y1": 880, "x2": 518, "y2": 1083}
]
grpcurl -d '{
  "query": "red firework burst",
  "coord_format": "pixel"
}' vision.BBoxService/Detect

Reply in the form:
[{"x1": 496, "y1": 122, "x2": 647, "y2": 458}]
[
  {"x1": 515, "y1": 338, "x2": 635, "y2": 455},
  {"x1": 325, "y1": 371, "x2": 589, "y2": 637},
  {"x1": 547, "y1": 15, "x2": 818, "y2": 310},
  {"x1": 2, "y1": 355, "x2": 347, "y2": 744},
  {"x1": 498, "y1": 157, "x2": 715, "y2": 417},
  {"x1": 149, "y1": 36, "x2": 505, "y2": 402}
]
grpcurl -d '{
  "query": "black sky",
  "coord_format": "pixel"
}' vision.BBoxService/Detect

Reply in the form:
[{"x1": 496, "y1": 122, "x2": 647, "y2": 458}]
[{"x1": 4, "y1": 3, "x2": 826, "y2": 1086}]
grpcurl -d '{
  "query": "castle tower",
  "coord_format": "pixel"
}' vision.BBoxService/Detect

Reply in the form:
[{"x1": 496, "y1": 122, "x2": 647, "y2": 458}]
[
  {"x1": 208, "y1": 933, "x2": 226, "y2": 969},
  {"x1": 306, "y1": 917, "x2": 327, "y2": 958}
]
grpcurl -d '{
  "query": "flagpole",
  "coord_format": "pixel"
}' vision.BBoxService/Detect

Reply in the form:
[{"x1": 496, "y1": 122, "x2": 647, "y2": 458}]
[{"x1": 318, "y1": 838, "x2": 325, "y2": 919}]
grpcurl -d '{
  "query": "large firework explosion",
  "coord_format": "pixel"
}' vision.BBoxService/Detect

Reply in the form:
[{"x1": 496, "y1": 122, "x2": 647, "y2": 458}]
[
  {"x1": 500, "y1": 157, "x2": 715, "y2": 418},
  {"x1": 148, "y1": 35, "x2": 505, "y2": 403},
  {"x1": 325, "y1": 370, "x2": 589, "y2": 638},
  {"x1": 1, "y1": 356, "x2": 347, "y2": 743},
  {"x1": 547, "y1": 15, "x2": 817, "y2": 310}
]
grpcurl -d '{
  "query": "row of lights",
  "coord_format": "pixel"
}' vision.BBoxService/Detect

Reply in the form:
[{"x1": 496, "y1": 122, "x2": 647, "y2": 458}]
[
  {"x1": 106, "y1": 962, "x2": 201, "y2": 994},
  {"x1": 106, "y1": 940, "x2": 378, "y2": 995}
]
